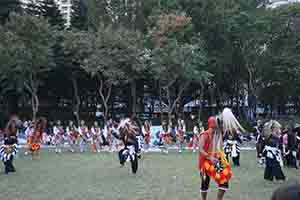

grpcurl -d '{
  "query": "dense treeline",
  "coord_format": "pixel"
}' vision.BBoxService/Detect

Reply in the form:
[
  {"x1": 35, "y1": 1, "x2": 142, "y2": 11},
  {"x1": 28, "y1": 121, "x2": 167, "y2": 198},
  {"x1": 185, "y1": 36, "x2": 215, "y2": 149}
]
[{"x1": 1, "y1": 0, "x2": 300, "y2": 124}]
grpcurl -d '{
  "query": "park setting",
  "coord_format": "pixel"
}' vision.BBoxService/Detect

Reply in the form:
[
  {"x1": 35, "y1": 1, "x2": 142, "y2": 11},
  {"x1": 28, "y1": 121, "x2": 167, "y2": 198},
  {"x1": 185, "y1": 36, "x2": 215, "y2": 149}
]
[{"x1": 0, "y1": 0, "x2": 300, "y2": 200}]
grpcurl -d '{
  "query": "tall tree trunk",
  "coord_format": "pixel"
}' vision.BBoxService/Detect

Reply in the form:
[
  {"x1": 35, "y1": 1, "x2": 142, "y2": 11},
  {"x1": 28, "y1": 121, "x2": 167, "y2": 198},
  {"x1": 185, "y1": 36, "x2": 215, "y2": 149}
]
[
  {"x1": 198, "y1": 82, "x2": 204, "y2": 121},
  {"x1": 131, "y1": 80, "x2": 137, "y2": 115},
  {"x1": 71, "y1": 76, "x2": 80, "y2": 126},
  {"x1": 98, "y1": 78, "x2": 112, "y2": 122}
]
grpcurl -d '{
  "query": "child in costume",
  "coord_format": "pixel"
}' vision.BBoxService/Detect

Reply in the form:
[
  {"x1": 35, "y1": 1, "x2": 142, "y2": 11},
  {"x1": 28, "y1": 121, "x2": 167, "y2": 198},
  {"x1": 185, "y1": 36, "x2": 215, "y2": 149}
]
[
  {"x1": 262, "y1": 120, "x2": 285, "y2": 181},
  {"x1": 78, "y1": 120, "x2": 90, "y2": 153},
  {"x1": 28, "y1": 118, "x2": 46, "y2": 160},
  {"x1": 142, "y1": 120, "x2": 151, "y2": 152},
  {"x1": 53, "y1": 120, "x2": 65, "y2": 154},
  {"x1": 0, "y1": 119, "x2": 18, "y2": 174},
  {"x1": 198, "y1": 108, "x2": 243, "y2": 200},
  {"x1": 91, "y1": 121, "x2": 103, "y2": 153},
  {"x1": 223, "y1": 131, "x2": 243, "y2": 167},
  {"x1": 66, "y1": 121, "x2": 79, "y2": 153},
  {"x1": 176, "y1": 119, "x2": 186, "y2": 153}
]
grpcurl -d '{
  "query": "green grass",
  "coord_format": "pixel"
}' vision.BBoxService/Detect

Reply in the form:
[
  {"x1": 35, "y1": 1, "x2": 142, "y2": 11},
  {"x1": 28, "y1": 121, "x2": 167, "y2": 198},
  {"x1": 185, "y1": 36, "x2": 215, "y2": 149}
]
[{"x1": 0, "y1": 150, "x2": 299, "y2": 200}]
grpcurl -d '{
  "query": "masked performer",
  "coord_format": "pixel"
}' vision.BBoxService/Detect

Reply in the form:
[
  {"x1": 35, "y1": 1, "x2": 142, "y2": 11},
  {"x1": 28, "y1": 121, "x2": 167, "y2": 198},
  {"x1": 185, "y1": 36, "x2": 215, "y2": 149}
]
[
  {"x1": 142, "y1": 120, "x2": 151, "y2": 153},
  {"x1": 176, "y1": 120, "x2": 186, "y2": 153},
  {"x1": 66, "y1": 121, "x2": 78, "y2": 153},
  {"x1": 199, "y1": 108, "x2": 243, "y2": 200},
  {"x1": 117, "y1": 119, "x2": 139, "y2": 174},
  {"x1": 78, "y1": 120, "x2": 90, "y2": 153},
  {"x1": 0, "y1": 119, "x2": 18, "y2": 174},
  {"x1": 28, "y1": 118, "x2": 46, "y2": 160},
  {"x1": 53, "y1": 120, "x2": 65, "y2": 154},
  {"x1": 91, "y1": 121, "x2": 103, "y2": 153},
  {"x1": 262, "y1": 120, "x2": 285, "y2": 181}
]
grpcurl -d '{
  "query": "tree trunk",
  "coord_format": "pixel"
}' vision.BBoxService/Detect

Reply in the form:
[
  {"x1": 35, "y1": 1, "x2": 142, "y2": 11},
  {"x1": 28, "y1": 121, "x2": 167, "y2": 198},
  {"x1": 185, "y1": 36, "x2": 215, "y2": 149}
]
[
  {"x1": 71, "y1": 76, "x2": 80, "y2": 126},
  {"x1": 98, "y1": 78, "x2": 112, "y2": 122},
  {"x1": 198, "y1": 82, "x2": 204, "y2": 121},
  {"x1": 131, "y1": 80, "x2": 137, "y2": 115}
]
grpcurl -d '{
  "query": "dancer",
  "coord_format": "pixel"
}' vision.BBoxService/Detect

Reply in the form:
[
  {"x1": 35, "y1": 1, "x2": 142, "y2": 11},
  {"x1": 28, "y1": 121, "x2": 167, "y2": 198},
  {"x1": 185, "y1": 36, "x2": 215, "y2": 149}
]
[
  {"x1": 262, "y1": 120, "x2": 285, "y2": 182},
  {"x1": 176, "y1": 119, "x2": 186, "y2": 153},
  {"x1": 78, "y1": 120, "x2": 90, "y2": 153},
  {"x1": 53, "y1": 120, "x2": 65, "y2": 154},
  {"x1": 284, "y1": 129, "x2": 298, "y2": 169},
  {"x1": 91, "y1": 121, "x2": 103, "y2": 153},
  {"x1": 199, "y1": 108, "x2": 243, "y2": 200},
  {"x1": 66, "y1": 121, "x2": 78, "y2": 153},
  {"x1": 0, "y1": 119, "x2": 18, "y2": 174},
  {"x1": 142, "y1": 120, "x2": 151, "y2": 152},
  {"x1": 223, "y1": 130, "x2": 243, "y2": 167},
  {"x1": 160, "y1": 122, "x2": 171, "y2": 154},
  {"x1": 28, "y1": 118, "x2": 46, "y2": 160},
  {"x1": 117, "y1": 119, "x2": 139, "y2": 174}
]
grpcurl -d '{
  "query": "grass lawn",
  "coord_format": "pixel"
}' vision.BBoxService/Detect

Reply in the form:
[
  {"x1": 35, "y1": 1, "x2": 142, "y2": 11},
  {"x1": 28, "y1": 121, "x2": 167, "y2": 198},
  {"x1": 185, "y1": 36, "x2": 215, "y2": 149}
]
[{"x1": 0, "y1": 150, "x2": 299, "y2": 200}]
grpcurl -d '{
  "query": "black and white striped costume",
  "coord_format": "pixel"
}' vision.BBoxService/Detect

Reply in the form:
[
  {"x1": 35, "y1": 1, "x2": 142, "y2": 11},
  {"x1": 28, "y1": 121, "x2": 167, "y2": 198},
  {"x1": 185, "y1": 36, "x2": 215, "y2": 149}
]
[
  {"x1": 263, "y1": 135, "x2": 285, "y2": 181},
  {"x1": 0, "y1": 135, "x2": 18, "y2": 174},
  {"x1": 224, "y1": 133, "x2": 242, "y2": 166},
  {"x1": 0, "y1": 144, "x2": 17, "y2": 162}
]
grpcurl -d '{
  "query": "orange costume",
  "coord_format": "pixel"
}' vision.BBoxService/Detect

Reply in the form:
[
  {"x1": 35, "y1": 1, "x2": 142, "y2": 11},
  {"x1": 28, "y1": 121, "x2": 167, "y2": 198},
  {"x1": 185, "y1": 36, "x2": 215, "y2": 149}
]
[
  {"x1": 198, "y1": 117, "x2": 232, "y2": 187},
  {"x1": 28, "y1": 130, "x2": 42, "y2": 152}
]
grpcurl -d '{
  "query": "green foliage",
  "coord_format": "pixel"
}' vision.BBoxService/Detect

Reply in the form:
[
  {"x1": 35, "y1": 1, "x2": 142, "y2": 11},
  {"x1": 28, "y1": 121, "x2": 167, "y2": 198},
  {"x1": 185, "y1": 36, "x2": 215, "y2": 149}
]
[
  {"x1": 71, "y1": 0, "x2": 88, "y2": 30},
  {"x1": 0, "y1": 0, "x2": 21, "y2": 24},
  {"x1": 0, "y1": 14, "x2": 54, "y2": 107},
  {"x1": 25, "y1": 0, "x2": 65, "y2": 29}
]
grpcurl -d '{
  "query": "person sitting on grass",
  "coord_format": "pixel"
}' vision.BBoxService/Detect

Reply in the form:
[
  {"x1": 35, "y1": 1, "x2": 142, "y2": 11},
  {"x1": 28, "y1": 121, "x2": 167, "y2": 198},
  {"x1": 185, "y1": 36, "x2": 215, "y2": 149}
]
[{"x1": 271, "y1": 184, "x2": 300, "y2": 200}]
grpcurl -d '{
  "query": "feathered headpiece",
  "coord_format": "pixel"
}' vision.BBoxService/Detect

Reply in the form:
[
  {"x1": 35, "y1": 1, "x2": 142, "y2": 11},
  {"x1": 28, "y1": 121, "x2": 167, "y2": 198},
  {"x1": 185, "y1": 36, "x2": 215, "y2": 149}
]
[
  {"x1": 263, "y1": 120, "x2": 281, "y2": 138},
  {"x1": 118, "y1": 118, "x2": 138, "y2": 134},
  {"x1": 221, "y1": 108, "x2": 245, "y2": 134}
]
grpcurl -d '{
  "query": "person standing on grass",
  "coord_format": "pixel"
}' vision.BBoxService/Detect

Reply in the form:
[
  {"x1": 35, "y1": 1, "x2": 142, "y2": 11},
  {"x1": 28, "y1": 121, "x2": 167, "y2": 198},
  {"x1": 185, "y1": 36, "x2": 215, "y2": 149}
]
[
  {"x1": 142, "y1": 120, "x2": 151, "y2": 153},
  {"x1": 0, "y1": 119, "x2": 18, "y2": 174},
  {"x1": 28, "y1": 118, "x2": 46, "y2": 160},
  {"x1": 198, "y1": 108, "x2": 244, "y2": 200},
  {"x1": 262, "y1": 120, "x2": 285, "y2": 182}
]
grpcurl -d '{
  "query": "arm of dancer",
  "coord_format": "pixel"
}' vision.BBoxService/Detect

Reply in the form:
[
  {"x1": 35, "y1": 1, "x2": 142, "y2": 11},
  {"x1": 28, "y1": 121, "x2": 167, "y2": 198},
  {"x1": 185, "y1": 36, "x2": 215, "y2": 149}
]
[{"x1": 198, "y1": 134, "x2": 218, "y2": 163}]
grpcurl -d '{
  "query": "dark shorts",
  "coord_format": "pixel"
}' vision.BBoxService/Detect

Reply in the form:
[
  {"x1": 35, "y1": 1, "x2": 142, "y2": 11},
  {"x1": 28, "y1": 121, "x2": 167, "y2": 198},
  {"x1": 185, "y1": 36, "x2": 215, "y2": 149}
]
[{"x1": 200, "y1": 172, "x2": 229, "y2": 192}]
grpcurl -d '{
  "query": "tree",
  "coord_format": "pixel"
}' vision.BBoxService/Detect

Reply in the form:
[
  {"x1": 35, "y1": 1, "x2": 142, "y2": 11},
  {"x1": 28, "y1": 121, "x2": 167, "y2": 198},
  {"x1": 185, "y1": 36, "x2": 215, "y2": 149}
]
[
  {"x1": 26, "y1": 0, "x2": 65, "y2": 29},
  {"x1": 0, "y1": 0, "x2": 21, "y2": 24},
  {"x1": 61, "y1": 30, "x2": 93, "y2": 125},
  {"x1": 0, "y1": 14, "x2": 54, "y2": 120},
  {"x1": 71, "y1": 0, "x2": 88, "y2": 30},
  {"x1": 82, "y1": 24, "x2": 142, "y2": 121}
]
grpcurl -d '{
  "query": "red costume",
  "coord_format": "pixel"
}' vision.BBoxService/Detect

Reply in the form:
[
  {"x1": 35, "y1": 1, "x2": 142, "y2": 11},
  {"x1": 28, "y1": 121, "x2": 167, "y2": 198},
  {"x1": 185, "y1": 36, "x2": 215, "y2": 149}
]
[{"x1": 198, "y1": 117, "x2": 232, "y2": 186}]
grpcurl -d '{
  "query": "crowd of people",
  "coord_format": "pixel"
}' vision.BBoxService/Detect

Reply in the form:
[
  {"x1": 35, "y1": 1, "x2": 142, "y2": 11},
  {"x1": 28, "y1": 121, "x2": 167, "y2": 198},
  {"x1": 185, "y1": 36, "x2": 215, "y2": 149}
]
[{"x1": 0, "y1": 109, "x2": 300, "y2": 200}]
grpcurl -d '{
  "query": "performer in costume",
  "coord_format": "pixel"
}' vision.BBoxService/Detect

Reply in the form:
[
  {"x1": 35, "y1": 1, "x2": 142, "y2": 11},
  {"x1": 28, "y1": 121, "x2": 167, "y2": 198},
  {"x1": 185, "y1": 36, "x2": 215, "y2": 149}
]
[
  {"x1": 223, "y1": 130, "x2": 242, "y2": 167},
  {"x1": 91, "y1": 121, "x2": 103, "y2": 153},
  {"x1": 284, "y1": 130, "x2": 298, "y2": 169},
  {"x1": 28, "y1": 118, "x2": 46, "y2": 160},
  {"x1": 66, "y1": 121, "x2": 79, "y2": 153},
  {"x1": 0, "y1": 119, "x2": 18, "y2": 174},
  {"x1": 78, "y1": 120, "x2": 90, "y2": 153},
  {"x1": 176, "y1": 119, "x2": 186, "y2": 153},
  {"x1": 262, "y1": 120, "x2": 285, "y2": 181},
  {"x1": 199, "y1": 108, "x2": 243, "y2": 200},
  {"x1": 142, "y1": 120, "x2": 151, "y2": 153},
  {"x1": 116, "y1": 119, "x2": 139, "y2": 174},
  {"x1": 53, "y1": 120, "x2": 65, "y2": 154},
  {"x1": 160, "y1": 122, "x2": 171, "y2": 154}
]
